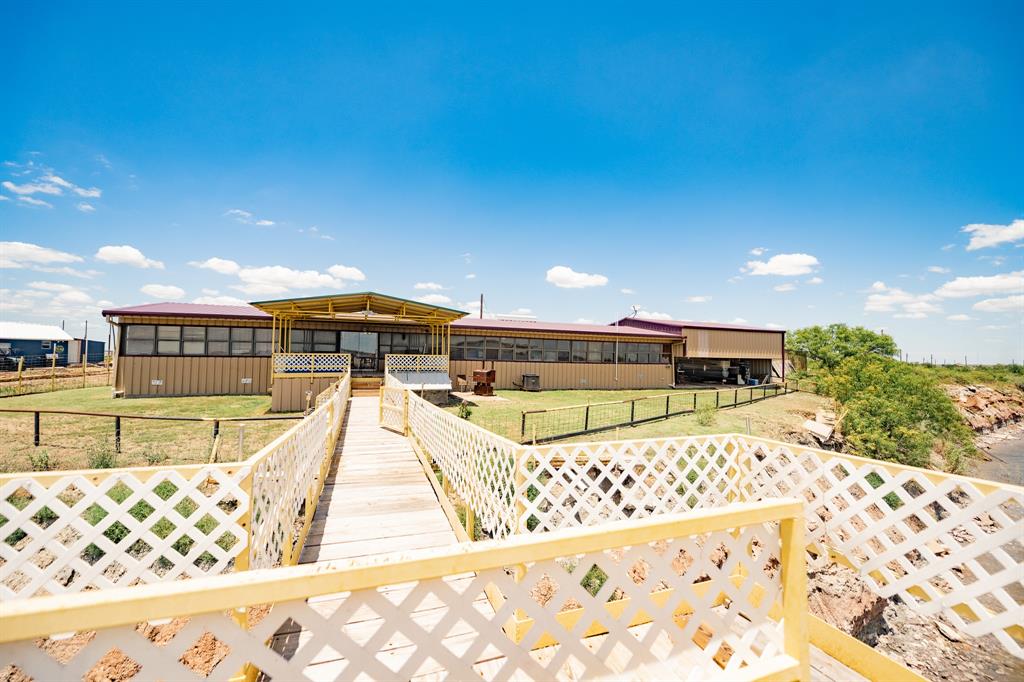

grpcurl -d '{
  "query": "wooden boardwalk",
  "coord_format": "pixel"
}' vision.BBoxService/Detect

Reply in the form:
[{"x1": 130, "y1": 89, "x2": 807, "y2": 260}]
[
  {"x1": 281, "y1": 394, "x2": 866, "y2": 682},
  {"x1": 298, "y1": 395, "x2": 457, "y2": 565}
]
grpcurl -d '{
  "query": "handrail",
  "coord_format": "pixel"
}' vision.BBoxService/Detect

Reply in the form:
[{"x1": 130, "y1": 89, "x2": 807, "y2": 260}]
[
  {"x1": 0, "y1": 407, "x2": 300, "y2": 421},
  {"x1": 0, "y1": 500, "x2": 810, "y2": 682}
]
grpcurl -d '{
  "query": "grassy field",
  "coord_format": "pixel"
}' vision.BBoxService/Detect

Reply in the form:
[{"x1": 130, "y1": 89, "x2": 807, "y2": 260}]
[
  {"x1": 448, "y1": 387, "x2": 829, "y2": 443},
  {"x1": 0, "y1": 387, "x2": 301, "y2": 473}
]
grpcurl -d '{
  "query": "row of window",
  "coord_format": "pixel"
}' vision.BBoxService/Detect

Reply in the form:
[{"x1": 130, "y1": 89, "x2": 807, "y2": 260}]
[
  {"x1": 124, "y1": 325, "x2": 273, "y2": 356},
  {"x1": 450, "y1": 336, "x2": 671, "y2": 364},
  {"x1": 288, "y1": 330, "x2": 430, "y2": 355}
]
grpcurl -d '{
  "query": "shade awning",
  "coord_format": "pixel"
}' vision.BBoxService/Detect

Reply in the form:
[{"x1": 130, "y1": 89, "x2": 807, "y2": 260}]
[{"x1": 249, "y1": 291, "x2": 468, "y2": 324}]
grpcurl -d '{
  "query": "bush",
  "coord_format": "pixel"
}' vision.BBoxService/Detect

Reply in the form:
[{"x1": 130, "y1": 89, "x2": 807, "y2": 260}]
[
  {"x1": 457, "y1": 402, "x2": 473, "y2": 420},
  {"x1": 144, "y1": 449, "x2": 167, "y2": 466},
  {"x1": 821, "y1": 356, "x2": 974, "y2": 471},
  {"x1": 27, "y1": 449, "x2": 51, "y2": 472},
  {"x1": 694, "y1": 405, "x2": 717, "y2": 427},
  {"x1": 87, "y1": 448, "x2": 118, "y2": 469},
  {"x1": 787, "y1": 324, "x2": 899, "y2": 370}
]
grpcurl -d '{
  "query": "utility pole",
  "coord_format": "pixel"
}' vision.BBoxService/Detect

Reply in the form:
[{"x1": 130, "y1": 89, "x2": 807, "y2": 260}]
[{"x1": 479, "y1": 293, "x2": 483, "y2": 319}]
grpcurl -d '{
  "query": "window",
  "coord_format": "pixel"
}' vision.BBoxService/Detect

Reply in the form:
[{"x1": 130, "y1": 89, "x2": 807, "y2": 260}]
[
  {"x1": 125, "y1": 325, "x2": 156, "y2": 355},
  {"x1": 231, "y1": 327, "x2": 253, "y2": 355},
  {"x1": 587, "y1": 341, "x2": 602, "y2": 363},
  {"x1": 208, "y1": 327, "x2": 229, "y2": 355},
  {"x1": 485, "y1": 337, "x2": 499, "y2": 361},
  {"x1": 156, "y1": 326, "x2": 182, "y2": 355},
  {"x1": 556, "y1": 339, "x2": 571, "y2": 362},
  {"x1": 514, "y1": 338, "x2": 529, "y2": 361},
  {"x1": 182, "y1": 326, "x2": 206, "y2": 355},
  {"x1": 527, "y1": 339, "x2": 542, "y2": 361},
  {"x1": 450, "y1": 335, "x2": 464, "y2": 361},
  {"x1": 290, "y1": 329, "x2": 312, "y2": 353},
  {"x1": 499, "y1": 337, "x2": 515, "y2": 361},
  {"x1": 40, "y1": 340, "x2": 52, "y2": 350},
  {"x1": 465, "y1": 336, "x2": 484, "y2": 360},
  {"x1": 254, "y1": 328, "x2": 272, "y2": 356},
  {"x1": 571, "y1": 340, "x2": 586, "y2": 363},
  {"x1": 313, "y1": 330, "x2": 337, "y2": 353}
]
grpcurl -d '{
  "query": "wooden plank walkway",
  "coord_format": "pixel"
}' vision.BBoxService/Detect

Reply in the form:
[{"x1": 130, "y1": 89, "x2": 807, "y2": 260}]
[
  {"x1": 281, "y1": 394, "x2": 868, "y2": 682},
  {"x1": 298, "y1": 395, "x2": 458, "y2": 565}
]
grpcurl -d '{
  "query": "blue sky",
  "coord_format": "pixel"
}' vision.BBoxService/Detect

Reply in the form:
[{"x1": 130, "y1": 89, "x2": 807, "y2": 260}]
[{"x1": 2, "y1": 3, "x2": 1021, "y2": 362}]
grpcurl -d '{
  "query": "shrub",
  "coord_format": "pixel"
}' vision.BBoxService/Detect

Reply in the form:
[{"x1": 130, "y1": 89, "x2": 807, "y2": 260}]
[
  {"x1": 87, "y1": 448, "x2": 118, "y2": 469},
  {"x1": 457, "y1": 402, "x2": 473, "y2": 420},
  {"x1": 787, "y1": 324, "x2": 899, "y2": 370},
  {"x1": 144, "y1": 449, "x2": 167, "y2": 466},
  {"x1": 27, "y1": 449, "x2": 51, "y2": 472},
  {"x1": 695, "y1": 405, "x2": 717, "y2": 427}
]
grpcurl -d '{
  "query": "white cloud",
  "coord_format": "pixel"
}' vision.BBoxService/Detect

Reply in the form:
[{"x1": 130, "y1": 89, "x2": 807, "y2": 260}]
[
  {"x1": 31, "y1": 265, "x2": 102, "y2": 279},
  {"x1": 416, "y1": 294, "x2": 453, "y2": 305},
  {"x1": 545, "y1": 265, "x2": 608, "y2": 288},
  {"x1": 864, "y1": 282, "x2": 943, "y2": 318},
  {"x1": 765, "y1": 322, "x2": 785, "y2": 329},
  {"x1": 635, "y1": 310, "x2": 673, "y2": 320},
  {"x1": 141, "y1": 284, "x2": 185, "y2": 300},
  {"x1": 934, "y1": 271, "x2": 1023, "y2": 298},
  {"x1": 233, "y1": 265, "x2": 340, "y2": 296},
  {"x1": 685, "y1": 295, "x2": 712, "y2": 303},
  {"x1": 188, "y1": 257, "x2": 241, "y2": 275},
  {"x1": 53, "y1": 289, "x2": 92, "y2": 305},
  {"x1": 744, "y1": 253, "x2": 819, "y2": 276},
  {"x1": 962, "y1": 219, "x2": 1024, "y2": 251},
  {"x1": 727, "y1": 276, "x2": 742, "y2": 284},
  {"x1": 0, "y1": 194, "x2": 8, "y2": 201},
  {"x1": 465, "y1": 273, "x2": 476, "y2": 280},
  {"x1": 201, "y1": 288, "x2": 219, "y2": 295},
  {"x1": 95, "y1": 244, "x2": 164, "y2": 269},
  {"x1": 414, "y1": 282, "x2": 446, "y2": 291},
  {"x1": 972, "y1": 295, "x2": 1023, "y2": 313},
  {"x1": 575, "y1": 317, "x2": 596, "y2": 324},
  {"x1": 941, "y1": 243, "x2": 956, "y2": 251},
  {"x1": 193, "y1": 295, "x2": 248, "y2": 306},
  {"x1": 41, "y1": 174, "x2": 73, "y2": 189},
  {"x1": 18, "y1": 196, "x2": 53, "y2": 208},
  {"x1": 0, "y1": 241, "x2": 83, "y2": 268},
  {"x1": 731, "y1": 317, "x2": 749, "y2": 324},
  {"x1": 225, "y1": 208, "x2": 274, "y2": 226},
  {"x1": 326, "y1": 264, "x2": 366, "y2": 281},
  {"x1": 620, "y1": 288, "x2": 635, "y2": 295},
  {"x1": 805, "y1": 276, "x2": 823, "y2": 285},
  {"x1": 2, "y1": 180, "x2": 62, "y2": 195},
  {"x1": 927, "y1": 266, "x2": 950, "y2": 274},
  {"x1": 496, "y1": 307, "x2": 536, "y2": 319},
  {"x1": 773, "y1": 283, "x2": 797, "y2": 292},
  {"x1": 947, "y1": 314, "x2": 973, "y2": 321},
  {"x1": 749, "y1": 247, "x2": 768, "y2": 256},
  {"x1": 72, "y1": 186, "x2": 101, "y2": 198},
  {"x1": 27, "y1": 281, "x2": 74, "y2": 292},
  {"x1": 76, "y1": 202, "x2": 95, "y2": 213}
]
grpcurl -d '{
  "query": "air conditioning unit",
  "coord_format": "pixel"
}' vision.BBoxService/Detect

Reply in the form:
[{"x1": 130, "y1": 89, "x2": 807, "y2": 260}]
[{"x1": 521, "y1": 373, "x2": 540, "y2": 392}]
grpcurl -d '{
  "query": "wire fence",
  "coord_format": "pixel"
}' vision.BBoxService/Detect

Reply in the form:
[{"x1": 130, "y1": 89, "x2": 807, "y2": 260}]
[
  {"x1": 0, "y1": 358, "x2": 112, "y2": 397},
  {"x1": 469, "y1": 379, "x2": 822, "y2": 443}
]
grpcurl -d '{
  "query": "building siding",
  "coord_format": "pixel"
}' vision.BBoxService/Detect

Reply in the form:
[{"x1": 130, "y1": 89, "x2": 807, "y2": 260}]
[
  {"x1": 118, "y1": 356, "x2": 271, "y2": 397},
  {"x1": 271, "y1": 376, "x2": 337, "y2": 412},
  {"x1": 682, "y1": 327, "x2": 783, "y2": 360}
]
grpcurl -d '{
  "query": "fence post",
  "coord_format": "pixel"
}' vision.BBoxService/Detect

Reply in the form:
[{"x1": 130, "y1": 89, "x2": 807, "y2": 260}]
[
  {"x1": 50, "y1": 352, "x2": 56, "y2": 392},
  {"x1": 520, "y1": 412, "x2": 527, "y2": 440},
  {"x1": 114, "y1": 416, "x2": 121, "y2": 453},
  {"x1": 584, "y1": 404, "x2": 590, "y2": 431},
  {"x1": 231, "y1": 470, "x2": 258, "y2": 682},
  {"x1": 16, "y1": 357, "x2": 24, "y2": 394},
  {"x1": 780, "y1": 514, "x2": 811, "y2": 681},
  {"x1": 734, "y1": 389, "x2": 738, "y2": 406},
  {"x1": 692, "y1": 393, "x2": 697, "y2": 411},
  {"x1": 665, "y1": 395, "x2": 670, "y2": 416},
  {"x1": 33, "y1": 411, "x2": 40, "y2": 446},
  {"x1": 715, "y1": 391, "x2": 720, "y2": 408},
  {"x1": 629, "y1": 399, "x2": 636, "y2": 425},
  {"x1": 403, "y1": 390, "x2": 410, "y2": 435}
]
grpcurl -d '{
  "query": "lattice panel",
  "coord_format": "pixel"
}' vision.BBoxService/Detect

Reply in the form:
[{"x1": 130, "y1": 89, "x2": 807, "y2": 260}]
[
  {"x1": 407, "y1": 392, "x2": 519, "y2": 538},
  {"x1": 517, "y1": 437, "x2": 743, "y2": 534},
  {"x1": 0, "y1": 525, "x2": 790, "y2": 681},
  {"x1": 272, "y1": 352, "x2": 351, "y2": 374},
  {"x1": 380, "y1": 386, "x2": 406, "y2": 433},
  {"x1": 0, "y1": 466, "x2": 250, "y2": 599},
  {"x1": 249, "y1": 380, "x2": 346, "y2": 569},
  {"x1": 385, "y1": 353, "x2": 449, "y2": 373},
  {"x1": 736, "y1": 436, "x2": 1024, "y2": 658}
]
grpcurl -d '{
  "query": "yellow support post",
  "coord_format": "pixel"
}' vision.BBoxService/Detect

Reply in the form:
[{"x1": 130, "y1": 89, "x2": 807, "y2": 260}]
[{"x1": 780, "y1": 514, "x2": 811, "y2": 682}]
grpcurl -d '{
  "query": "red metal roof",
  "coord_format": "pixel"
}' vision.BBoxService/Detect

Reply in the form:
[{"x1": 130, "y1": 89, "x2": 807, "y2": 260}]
[
  {"x1": 614, "y1": 317, "x2": 784, "y2": 333},
  {"x1": 102, "y1": 302, "x2": 270, "y2": 319},
  {"x1": 451, "y1": 317, "x2": 678, "y2": 338}
]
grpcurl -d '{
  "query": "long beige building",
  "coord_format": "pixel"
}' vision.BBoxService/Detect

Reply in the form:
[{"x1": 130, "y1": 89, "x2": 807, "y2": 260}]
[{"x1": 102, "y1": 292, "x2": 785, "y2": 410}]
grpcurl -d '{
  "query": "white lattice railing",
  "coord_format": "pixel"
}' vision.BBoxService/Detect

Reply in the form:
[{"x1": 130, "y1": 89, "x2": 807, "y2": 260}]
[
  {"x1": 507, "y1": 431, "x2": 1024, "y2": 658},
  {"x1": 379, "y1": 385, "x2": 406, "y2": 433},
  {"x1": 385, "y1": 353, "x2": 449, "y2": 374},
  {"x1": 272, "y1": 352, "x2": 351, "y2": 376},
  {"x1": 0, "y1": 374, "x2": 351, "y2": 599},
  {"x1": 407, "y1": 391, "x2": 520, "y2": 539},
  {"x1": 0, "y1": 500, "x2": 810, "y2": 682}
]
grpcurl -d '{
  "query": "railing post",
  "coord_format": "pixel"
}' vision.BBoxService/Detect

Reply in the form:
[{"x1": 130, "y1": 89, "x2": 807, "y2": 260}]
[
  {"x1": 780, "y1": 513, "x2": 811, "y2": 681},
  {"x1": 17, "y1": 356, "x2": 24, "y2": 394},
  {"x1": 114, "y1": 416, "x2": 121, "y2": 453},
  {"x1": 629, "y1": 399, "x2": 635, "y2": 425},
  {"x1": 584, "y1": 404, "x2": 590, "y2": 431},
  {"x1": 692, "y1": 393, "x2": 697, "y2": 411},
  {"x1": 33, "y1": 411, "x2": 40, "y2": 446},
  {"x1": 403, "y1": 390, "x2": 410, "y2": 435},
  {"x1": 716, "y1": 391, "x2": 720, "y2": 408},
  {"x1": 734, "y1": 389, "x2": 738, "y2": 406},
  {"x1": 231, "y1": 468, "x2": 258, "y2": 682},
  {"x1": 378, "y1": 386, "x2": 384, "y2": 424},
  {"x1": 520, "y1": 412, "x2": 527, "y2": 440},
  {"x1": 665, "y1": 394, "x2": 670, "y2": 416}
]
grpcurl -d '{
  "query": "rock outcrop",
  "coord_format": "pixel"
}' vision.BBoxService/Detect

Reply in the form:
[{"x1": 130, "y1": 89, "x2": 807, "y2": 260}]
[{"x1": 944, "y1": 384, "x2": 1024, "y2": 432}]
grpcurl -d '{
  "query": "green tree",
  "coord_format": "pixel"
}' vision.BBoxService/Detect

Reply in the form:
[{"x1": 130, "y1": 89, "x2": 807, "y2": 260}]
[
  {"x1": 821, "y1": 356, "x2": 973, "y2": 470},
  {"x1": 787, "y1": 324, "x2": 898, "y2": 370}
]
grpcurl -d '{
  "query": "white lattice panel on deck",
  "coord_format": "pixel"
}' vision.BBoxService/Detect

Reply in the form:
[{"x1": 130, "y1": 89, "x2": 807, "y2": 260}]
[
  {"x1": 385, "y1": 353, "x2": 449, "y2": 373},
  {"x1": 518, "y1": 437, "x2": 743, "y2": 534},
  {"x1": 408, "y1": 392, "x2": 519, "y2": 538},
  {"x1": 273, "y1": 353, "x2": 350, "y2": 374},
  {"x1": 0, "y1": 525, "x2": 790, "y2": 681},
  {"x1": 736, "y1": 436, "x2": 1024, "y2": 658},
  {"x1": 380, "y1": 386, "x2": 406, "y2": 433},
  {"x1": 0, "y1": 466, "x2": 250, "y2": 599}
]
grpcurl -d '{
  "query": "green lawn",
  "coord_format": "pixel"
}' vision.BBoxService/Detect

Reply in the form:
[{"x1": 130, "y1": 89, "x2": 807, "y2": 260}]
[
  {"x1": 0, "y1": 387, "x2": 301, "y2": 473},
  {"x1": 448, "y1": 386, "x2": 826, "y2": 443}
]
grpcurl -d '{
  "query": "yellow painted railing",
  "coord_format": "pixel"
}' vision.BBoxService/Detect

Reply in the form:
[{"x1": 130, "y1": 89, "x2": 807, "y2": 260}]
[
  {"x1": 0, "y1": 500, "x2": 811, "y2": 682},
  {"x1": 0, "y1": 374, "x2": 351, "y2": 599}
]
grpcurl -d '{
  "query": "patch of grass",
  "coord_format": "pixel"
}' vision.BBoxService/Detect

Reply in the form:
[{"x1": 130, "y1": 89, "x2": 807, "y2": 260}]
[
  {"x1": 27, "y1": 449, "x2": 51, "y2": 471},
  {"x1": 87, "y1": 448, "x2": 118, "y2": 469},
  {"x1": 694, "y1": 404, "x2": 717, "y2": 427}
]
